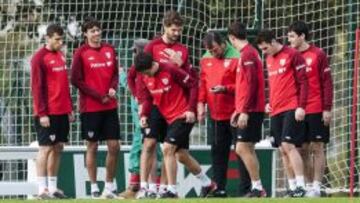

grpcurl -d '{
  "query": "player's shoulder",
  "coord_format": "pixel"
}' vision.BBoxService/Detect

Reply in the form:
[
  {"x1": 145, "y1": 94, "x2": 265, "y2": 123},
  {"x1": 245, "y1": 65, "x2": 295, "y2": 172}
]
[
  {"x1": 73, "y1": 43, "x2": 89, "y2": 55},
  {"x1": 309, "y1": 45, "x2": 327, "y2": 57},
  {"x1": 31, "y1": 47, "x2": 48, "y2": 63}
]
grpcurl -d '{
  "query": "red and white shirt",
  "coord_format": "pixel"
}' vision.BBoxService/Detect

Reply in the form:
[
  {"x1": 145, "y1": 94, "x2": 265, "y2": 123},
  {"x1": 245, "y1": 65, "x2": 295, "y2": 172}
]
[
  {"x1": 31, "y1": 46, "x2": 72, "y2": 116},
  {"x1": 265, "y1": 46, "x2": 308, "y2": 116},
  {"x1": 139, "y1": 63, "x2": 197, "y2": 124},
  {"x1": 301, "y1": 45, "x2": 333, "y2": 113},
  {"x1": 71, "y1": 43, "x2": 119, "y2": 113}
]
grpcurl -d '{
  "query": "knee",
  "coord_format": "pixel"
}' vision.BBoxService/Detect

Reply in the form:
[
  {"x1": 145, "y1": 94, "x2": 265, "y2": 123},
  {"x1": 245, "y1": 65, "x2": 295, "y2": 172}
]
[
  {"x1": 108, "y1": 141, "x2": 120, "y2": 155},
  {"x1": 143, "y1": 139, "x2": 156, "y2": 154},
  {"x1": 54, "y1": 143, "x2": 64, "y2": 153},
  {"x1": 163, "y1": 144, "x2": 176, "y2": 157},
  {"x1": 87, "y1": 142, "x2": 98, "y2": 153},
  {"x1": 175, "y1": 151, "x2": 187, "y2": 164},
  {"x1": 311, "y1": 143, "x2": 324, "y2": 155}
]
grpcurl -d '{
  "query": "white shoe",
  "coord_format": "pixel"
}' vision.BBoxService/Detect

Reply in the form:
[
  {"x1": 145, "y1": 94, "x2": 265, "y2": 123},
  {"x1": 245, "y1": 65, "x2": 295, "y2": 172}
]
[
  {"x1": 136, "y1": 188, "x2": 147, "y2": 199},
  {"x1": 101, "y1": 189, "x2": 117, "y2": 199},
  {"x1": 305, "y1": 189, "x2": 321, "y2": 197}
]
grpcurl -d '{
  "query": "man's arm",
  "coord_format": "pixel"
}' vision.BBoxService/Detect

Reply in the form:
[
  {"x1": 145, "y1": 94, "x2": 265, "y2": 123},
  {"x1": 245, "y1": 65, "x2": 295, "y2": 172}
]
[
  {"x1": 31, "y1": 55, "x2": 48, "y2": 117},
  {"x1": 319, "y1": 51, "x2": 333, "y2": 111},
  {"x1": 292, "y1": 52, "x2": 309, "y2": 109}
]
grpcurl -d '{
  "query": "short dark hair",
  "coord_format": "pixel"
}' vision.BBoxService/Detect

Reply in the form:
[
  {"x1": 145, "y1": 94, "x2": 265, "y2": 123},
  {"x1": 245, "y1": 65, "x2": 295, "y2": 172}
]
[
  {"x1": 228, "y1": 21, "x2": 247, "y2": 40},
  {"x1": 256, "y1": 29, "x2": 275, "y2": 44},
  {"x1": 163, "y1": 10, "x2": 184, "y2": 27},
  {"x1": 288, "y1": 21, "x2": 310, "y2": 40},
  {"x1": 46, "y1": 24, "x2": 63, "y2": 37},
  {"x1": 134, "y1": 52, "x2": 153, "y2": 72},
  {"x1": 82, "y1": 16, "x2": 101, "y2": 33},
  {"x1": 203, "y1": 31, "x2": 226, "y2": 49}
]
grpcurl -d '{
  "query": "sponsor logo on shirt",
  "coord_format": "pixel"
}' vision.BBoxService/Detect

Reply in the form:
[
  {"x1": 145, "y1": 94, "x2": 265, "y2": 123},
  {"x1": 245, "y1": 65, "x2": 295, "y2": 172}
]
[
  {"x1": 106, "y1": 61, "x2": 113, "y2": 66},
  {"x1": 49, "y1": 60, "x2": 56, "y2": 64},
  {"x1": 149, "y1": 86, "x2": 172, "y2": 94},
  {"x1": 88, "y1": 56, "x2": 95, "y2": 61},
  {"x1": 52, "y1": 66, "x2": 66, "y2": 72},
  {"x1": 90, "y1": 63, "x2": 107, "y2": 68}
]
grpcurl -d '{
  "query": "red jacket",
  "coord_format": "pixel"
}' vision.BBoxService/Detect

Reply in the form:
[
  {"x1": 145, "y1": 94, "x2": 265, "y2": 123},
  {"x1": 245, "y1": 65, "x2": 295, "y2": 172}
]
[
  {"x1": 235, "y1": 44, "x2": 265, "y2": 113},
  {"x1": 265, "y1": 46, "x2": 308, "y2": 116},
  {"x1": 31, "y1": 46, "x2": 72, "y2": 116},
  {"x1": 301, "y1": 45, "x2": 333, "y2": 113},
  {"x1": 71, "y1": 43, "x2": 119, "y2": 113},
  {"x1": 198, "y1": 44, "x2": 237, "y2": 120}
]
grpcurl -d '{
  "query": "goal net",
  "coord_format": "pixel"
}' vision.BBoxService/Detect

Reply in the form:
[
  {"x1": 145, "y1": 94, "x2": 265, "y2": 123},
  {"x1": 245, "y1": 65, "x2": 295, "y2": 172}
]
[{"x1": 0, "y1": 0, "x2": 358, "y2": 197}]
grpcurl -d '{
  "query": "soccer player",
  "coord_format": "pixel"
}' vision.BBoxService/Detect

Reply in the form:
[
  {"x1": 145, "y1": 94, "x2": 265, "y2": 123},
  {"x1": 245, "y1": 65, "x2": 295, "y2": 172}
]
[
  {"x1": 31, "y1": 24, "x2": 73, "y2": 199},
  {"x1": 71, "y1": 17, "x2": 120, "y2": 199},
  {"x1": 228, "y1": 22, "x2": 266, "y2": 197},
  {"x1": 256, "y1": 29, "x2": 308, "y2": 197},
  {"x1": 198, "y1": 31, "x2": 251, "y2": 197},
  {"x1": 134, "y1": 10, "x2": 198, "y2": 198},
  {"x1": 119, "y1": 39, "x2": 163, "y2": 199},
  {"x1": 288, "y1": 21, "x2": 333, "y2": 197},
  {"x1": 135, "y1": 52, "x2": 216, "y2": 198}
]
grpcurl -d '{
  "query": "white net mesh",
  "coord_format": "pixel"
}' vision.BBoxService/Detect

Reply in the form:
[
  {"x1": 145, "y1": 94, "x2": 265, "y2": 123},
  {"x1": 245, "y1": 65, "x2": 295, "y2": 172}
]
[{"x1": 0, "y1": 0, "x2": 359, "y2": 197}]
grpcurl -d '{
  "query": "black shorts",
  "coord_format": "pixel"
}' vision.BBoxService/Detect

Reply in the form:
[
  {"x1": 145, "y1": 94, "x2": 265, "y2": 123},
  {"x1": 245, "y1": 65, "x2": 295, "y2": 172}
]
[
  {"x1": 236, "y1": 112, "x2": 264, "y2": 143},
  {"x1": 165, "y1": 119, "x2": 194, "y2": 150},
  {"x1": 80, "y1": 109, "x2": 120, "y2": 141},
  {"x1": 142, "y1": 106, "x2": 167, "y2": 142},
  {"x1": 270, "y1": 110, "x2": 305, "y2": 148},
  {"x1": 34, "y1": 114, "x2": 69, "y2": 146},
  {"x1": 304, "y1": 113, "x2": 330, "y2": 143}
]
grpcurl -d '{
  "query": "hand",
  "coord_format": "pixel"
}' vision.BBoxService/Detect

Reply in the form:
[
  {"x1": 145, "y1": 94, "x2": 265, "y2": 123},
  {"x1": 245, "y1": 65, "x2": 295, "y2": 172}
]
[
  {"x1": 164, "y1": 49, "x2": 183, "y2": 67},
  {"x1": 108, "y1": 88, "x2": 116, "y2": 98},
  {"x1": 230, "y1": 111, "x2": 239, "y2": 127},
  {"x1": 210, "y1": 85, "x2": 226, "y2": 93},
  {"x1": 295, "y1": 107, "x2": 305, "y2": 121},
  {"x1": 68, "y1": 111, "x2": 75, "y2": 122},
  {"x1": 140, "y1": 116, "x2": 148, "y2": 128},
  {"x1": 237, "y1": 113, "x2": 249, "y2": 129},
  {"x1": 183, "y1": 111, "x2": 196, "y2": 123},
  {"x1": 39, "y1": 116, "x2": 50, "y2": 127},
  {"x1": 197, "y1": 103, "x2": 206, "y2": 122},
  {"x1": 322, "y1": 110, "x2": 332, "y2": 126},
  {"x1": 265, "y1": 103, "x2": 272, "y2": 114},
  {"x1": 101, "y1": 95, "x2": 110, "y2": 104}
]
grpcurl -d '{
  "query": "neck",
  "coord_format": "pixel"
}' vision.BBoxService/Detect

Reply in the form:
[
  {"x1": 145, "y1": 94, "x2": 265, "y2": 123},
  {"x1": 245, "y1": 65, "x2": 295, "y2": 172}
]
[
  {"x1": 273, "y1": 42, "x2": 283, "y2": 55},
  {"x1": 298, "y1": 42, "x2": 310, "y2": 52},
  {"x1": 237, "y1": 40, "x2": 249, "y2": 51},
  {"x1": 162, "y1": 35, "x2": 174, "y2": 44},
  {"x1": 88, "y1": 41, "x2": 101, "y2": 48},
  {"x1": 45, "y1": 44, "x2": 54, "y2": 51}
]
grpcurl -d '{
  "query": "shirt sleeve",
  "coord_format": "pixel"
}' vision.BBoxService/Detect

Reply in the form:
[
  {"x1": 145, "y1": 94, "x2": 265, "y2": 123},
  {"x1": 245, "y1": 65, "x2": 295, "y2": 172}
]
[
  {"x1": 240, "y1": 53, "x2": 259, "y2": 113},
  {"x1": 109, "y1": 48, "x2": 119, "y2": 90},
  {"x1": 127, "y1": 65, "x2": 137, "y2": 97},
  {"x1": 318, "y1": 51, "x2": 333, "y2": 111},
  {"x1": 31, "y1": 55, "x2": 48, "y2": 116},
  {"x1": 292, "y1": 52, "x2": 309, "y2": 109},
  {"x1": 137, "y1": 77, "x2": 153, "y2": 118},
  {"x1": 70, "y1": 49, "x2": 104, "y2": 102}
]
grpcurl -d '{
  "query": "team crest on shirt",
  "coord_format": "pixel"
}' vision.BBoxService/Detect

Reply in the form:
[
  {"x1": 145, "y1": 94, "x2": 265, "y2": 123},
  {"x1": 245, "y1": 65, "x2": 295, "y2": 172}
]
[
  {"x1": 49, "y1": 134, "x2": 56, "y2": 142},
  {"x1": 49, "y1": 60, "x2": 55, "y2": 64},
  {"x1": 88, "y1": 131, "x2": 94, "y2": 138},
  {"x1": 162, "y1": 78, "x2": 169, "y2": 85},
  {"x1": 306, "y1": 58, "x2": 313, "y2": 66},
  {"x1": 105, "y1": 52, "x2": 112, "y2": 59},
  {"x1": 280, "y1": 59, "x2": 286, "y2": 66},
  {"x1": 223, "y1": 59, "x2": 231, "y2": 68}
]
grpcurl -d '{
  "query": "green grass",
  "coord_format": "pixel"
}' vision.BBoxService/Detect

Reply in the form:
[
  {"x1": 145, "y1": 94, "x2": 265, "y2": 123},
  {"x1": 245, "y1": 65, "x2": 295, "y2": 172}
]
[{"x1": 0, "y1": 198, "x2": 359, "y2": 203}]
